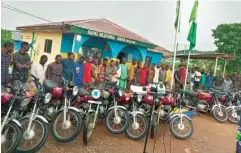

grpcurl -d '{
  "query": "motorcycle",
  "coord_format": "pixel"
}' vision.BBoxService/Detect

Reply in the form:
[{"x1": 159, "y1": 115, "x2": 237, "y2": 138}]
[
  {"x1": 130, "y1": 83, "x2": 165, "y2": 139},
  {"x1": 16, "y1": 74, "x2": 52, "y2": 152},
  {"x1": 105, "y1": 85, "x2": 129, "y2": 134},
  {"x1": 182, "y1": 89, "x2": 228, "y2": 123},
  {"x1": 211, "y1": 87, "x2": 241, "y2": 124},
  {"x1": 1, "y1": 82, "x2": 31, "y2": 153},
  {"x1": 83, "y1": 81, "x2": 127, "y2": 144},
  {"x1": 168, "y1": 93, "x2": 194, "y2": 140},
  {"x1": 50, "y1": 72, "x2": 82, "y2": 143},
  {"x1": 124, "y1": 86, "x2": 149, "y2": 141}
]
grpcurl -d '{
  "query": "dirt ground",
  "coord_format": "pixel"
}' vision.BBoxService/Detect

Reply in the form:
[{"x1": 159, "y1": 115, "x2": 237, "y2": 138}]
[{"x1": 39, "y1": 114, "x2": 237, "y2": 153}]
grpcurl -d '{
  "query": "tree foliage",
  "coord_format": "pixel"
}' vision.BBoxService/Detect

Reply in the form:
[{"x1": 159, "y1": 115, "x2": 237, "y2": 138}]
[
  {"x1": 212, "y1": 23, "x2": 241, "y2": 74},
  {"x1": 1, "y1": 29, "x2": 13, "y2": 47}
]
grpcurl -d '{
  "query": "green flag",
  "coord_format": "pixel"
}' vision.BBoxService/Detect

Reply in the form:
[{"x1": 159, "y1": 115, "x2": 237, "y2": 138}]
[
  {"x1": 187, "y1": 0, "x2": 198, "y2": 50},
  {"x1": 174, "y1": 0, "x2": 181, "y2": 32}
]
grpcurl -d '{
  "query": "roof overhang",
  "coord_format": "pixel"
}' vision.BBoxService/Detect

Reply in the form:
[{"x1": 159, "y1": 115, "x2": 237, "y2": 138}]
[
  {"x1": 176, "y1": 53, "x2": 236, "y2": 60},
  {"x1": 70, "y1": 26, "x2": 156, "y2": 49}
]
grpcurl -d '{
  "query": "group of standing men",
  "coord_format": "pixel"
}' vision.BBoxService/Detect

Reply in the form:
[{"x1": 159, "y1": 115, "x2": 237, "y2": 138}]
[{"x1": 1, "y1": 41, "x2": 174, "y2": 91}]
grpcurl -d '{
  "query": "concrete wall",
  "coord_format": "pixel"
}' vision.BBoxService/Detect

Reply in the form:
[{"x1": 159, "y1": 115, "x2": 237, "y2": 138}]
[
  {"x1": 146, "y1": 51, "x2": 163, "y2": 64},
  {"x1": 19, "y1": 31, "x2": 62, "y2": 65},
  {"x1": 15, "y1": 32, "x2": 163, "y2": 65}
]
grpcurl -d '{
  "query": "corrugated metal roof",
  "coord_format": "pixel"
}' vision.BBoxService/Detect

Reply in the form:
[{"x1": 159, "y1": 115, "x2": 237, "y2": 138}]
[{"x1": 17, "y1": 18, "x2": 171, "y2": 53}]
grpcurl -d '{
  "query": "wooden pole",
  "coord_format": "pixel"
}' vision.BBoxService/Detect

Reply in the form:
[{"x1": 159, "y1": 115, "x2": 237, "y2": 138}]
[
  {"x1": 223, "y1": 60, "x2": 227, "y2": 78},
  {"x1": 214, "y1": 57, "x2": 218, "y2": 76}
]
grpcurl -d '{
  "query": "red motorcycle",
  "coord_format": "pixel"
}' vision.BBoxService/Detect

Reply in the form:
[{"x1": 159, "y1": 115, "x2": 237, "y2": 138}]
[{"x1": 182, "y1": 90, "x2": 228, "y2": 123}]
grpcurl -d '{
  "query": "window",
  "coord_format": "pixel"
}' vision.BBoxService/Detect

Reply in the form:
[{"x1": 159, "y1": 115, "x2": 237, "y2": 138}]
[
  {"x1": 145, "y1": 56, "x2": 152, "y2": 64},
  {"x1": 44, "y1": 39, "x2": 52, "y2": 53},
  {"x1": 82, "y1": 46, "x2": 102, "y2": 61}
]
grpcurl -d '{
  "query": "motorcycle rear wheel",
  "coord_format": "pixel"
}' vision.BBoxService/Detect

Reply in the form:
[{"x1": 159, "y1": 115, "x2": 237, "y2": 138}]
[
  {"x1": 1, "y1": 122, "x2": 22, "y2": 153},
  {"x1": 83, "y1": 112, "x2": 95, "y2": 145}
]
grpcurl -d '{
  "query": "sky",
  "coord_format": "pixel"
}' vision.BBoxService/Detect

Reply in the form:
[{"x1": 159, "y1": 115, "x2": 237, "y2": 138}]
[{"x1": 1, "y1": 0, "x2": 241, "y2": 51}]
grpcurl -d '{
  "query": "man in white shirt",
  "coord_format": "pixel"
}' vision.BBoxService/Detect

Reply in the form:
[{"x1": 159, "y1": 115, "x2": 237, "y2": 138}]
[
  {"x1": 153, "y1": 62, "x2": 161, "y2": 83},
  {"x1": 194, "y1": 68, "x2": 201, "y2": 91},
  {"x1": 31, "y1": 55, "x2": 48, "y2": 85}
]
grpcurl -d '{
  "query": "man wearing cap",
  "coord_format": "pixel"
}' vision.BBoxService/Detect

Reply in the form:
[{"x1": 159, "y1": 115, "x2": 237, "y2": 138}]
[{"x1": 73, "y1": 55, "x2": 84, "y2": 87}]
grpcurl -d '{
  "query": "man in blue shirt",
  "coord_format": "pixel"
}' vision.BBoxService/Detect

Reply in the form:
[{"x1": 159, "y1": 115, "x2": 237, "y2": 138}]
[
  {"x1": 73, "y1": 55, "x2": 84, "y2": 87},
  {"x1": 61, "y1": 52, "x2": 75, "y2": 81}
]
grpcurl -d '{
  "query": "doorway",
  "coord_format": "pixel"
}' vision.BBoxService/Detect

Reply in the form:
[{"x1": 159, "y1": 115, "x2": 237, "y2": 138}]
[{"x1": 117, "y1": 52, "x2": 126, "y2": 63}]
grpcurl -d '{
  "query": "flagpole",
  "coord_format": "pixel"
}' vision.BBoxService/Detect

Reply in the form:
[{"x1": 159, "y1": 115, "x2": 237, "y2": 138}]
[
  {"x1": 170, "y1": 0, "x2": 181, "y2": 93},
  {"x1": 183, "y1": 50, "x2": 190, "y2": 92}
]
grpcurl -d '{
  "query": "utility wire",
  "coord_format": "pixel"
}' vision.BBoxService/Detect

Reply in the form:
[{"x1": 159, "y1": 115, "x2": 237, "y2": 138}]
[{"x1": 1, "y1": 3, "x2": 52, "y2": 22}]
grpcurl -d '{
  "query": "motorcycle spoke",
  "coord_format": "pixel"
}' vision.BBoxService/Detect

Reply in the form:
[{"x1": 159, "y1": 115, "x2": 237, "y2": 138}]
[{"x1": 2, "y1": 126, "x2": 16, "y2": 153}]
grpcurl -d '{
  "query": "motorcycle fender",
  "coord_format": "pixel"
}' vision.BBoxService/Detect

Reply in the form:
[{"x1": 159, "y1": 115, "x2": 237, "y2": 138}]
[
  {"x1": 170, "y1": 114, "x2": 192, "y2": 121},
  {"x1": 10, "y1": 119, "x2": 22, "y2": 128},
  {"x1": 130, "y1": 111, "x2": 145, "y2": 116},
  {"x1": 20, "y1": 115, "x2": 49, "y2": 124},
  {"x1": 35, "y1": 115, "x2": 49, "y2": 124},
  {"x1": 226, "y1": 106, "x2": 232, "y2": 110},
  {"x1": 211, "y1": 104, "x2": 219, "y2": 112},
  {"x1": 108, "y1": 106, "x2": 127, "y2": 111},
  {"x1": 58, "y1": 107, "x2": 81, "y2": 113}
]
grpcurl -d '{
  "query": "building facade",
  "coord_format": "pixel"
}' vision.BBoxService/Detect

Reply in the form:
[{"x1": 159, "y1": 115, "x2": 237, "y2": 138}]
[{"x1": 14, "y1": 18, "x2": 170, "y2": 65}]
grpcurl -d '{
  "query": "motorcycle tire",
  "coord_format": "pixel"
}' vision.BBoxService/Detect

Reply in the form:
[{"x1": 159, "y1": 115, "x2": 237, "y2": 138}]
[
  {"x1": 227, "y1": 107, "x2": 239, "y2": 124},
  {"x1": 169, "y1": 116, "x2": 193, "y2": 140},
  {"x1": 83, "y1": 112, "x2": 95, "y2": 145},
  {"x1": 1, "y1": 122, "x2": 22, "y2": 153},
  {"x1": 51, "y1": 109, "x2": 82, "y2": 143},
  {"x1": 125, "y1": 114, "x2": 148, "y2": 141},
  {"x1": 105, "y1": 108, "x2": 129, "y2": 134},
  {"x1": 17, "y1": 117, "x2": 48, "y2": 153},
  {"x1": 150, "y1": 113, "x2": 158, "y2": 139},
  {"x1": 212, "y1": 105, "x2": 228, "y2": 123}
]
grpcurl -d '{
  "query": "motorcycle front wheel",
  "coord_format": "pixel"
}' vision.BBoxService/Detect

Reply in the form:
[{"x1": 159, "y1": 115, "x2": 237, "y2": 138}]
[
  {"x1": 150, "y1": 113, "x2": 158, "y2": 139},
  {"x1": 17, "y1": 117, "x2": 48, "y2": 153},
  {"x1": 105, "y1": 108, "x2": 129, "y2": 134},
  {"x1": 125, "y1": 114, "x2": 148, "y2": 141},
  {"x1": 51, "y1": 109, "x2": 82, "y2": 143},
  {"x1": 1, "y1": 122, "x2": 22, "y2": 153},
  {"x1": 169, "y1": 116, "x2": 193, "y2": 140},
  {"x1": 83, "y1": 112, "x2": 95, "y2": 145},
  {"x1": 227, "y1": 107, "x2": 238, "y2": 124},
  {"x1": 212, "y1": 105, "x2": 228, "y2": 123}
]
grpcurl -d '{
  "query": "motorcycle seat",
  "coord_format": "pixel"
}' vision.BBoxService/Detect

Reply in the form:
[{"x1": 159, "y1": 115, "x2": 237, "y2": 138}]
[
  {"x1": 181, "y1": 90, "x2": 198, "y2": 97},
  {"x1": 43, "y1": 80, "x2": 58, "y2": 92},
  {"x1": 209, "y1": 88, "x2": 226, "y2": 95}
]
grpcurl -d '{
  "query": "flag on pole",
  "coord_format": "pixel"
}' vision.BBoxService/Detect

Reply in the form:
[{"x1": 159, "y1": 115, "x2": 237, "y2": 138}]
[
  {"x1": 187, "y1": 0, "x2": 198, "y2": 50},
  {"x1": 174, "y1": 0, "x2": 181, "y2": 32}
]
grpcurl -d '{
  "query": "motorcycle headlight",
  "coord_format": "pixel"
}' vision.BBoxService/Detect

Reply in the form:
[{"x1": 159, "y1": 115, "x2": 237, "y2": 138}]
[
  {"x1": 92, "y1": 89, "x2": 101, "y2": 99},
  {"x1": 44, "y1": 93, "x2": 52, "y2": 104},
  {"x1": 118, "y1": 90, "x2": 123, "y2": 97},
  {"x1": 137, "y1": 95, "x2": 142, "y2": 102},
  {"x1": 72, "y1": 86, "x2": 79, "y2": 96},
  {"x1": 20, "y1": 98, "x2": 31, "y2": 107}
]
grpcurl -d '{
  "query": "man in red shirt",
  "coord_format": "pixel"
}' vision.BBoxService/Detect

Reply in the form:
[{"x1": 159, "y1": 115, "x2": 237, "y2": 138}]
[{"x1": 83, "y1": 56, "x2": 93, "y2": 85}]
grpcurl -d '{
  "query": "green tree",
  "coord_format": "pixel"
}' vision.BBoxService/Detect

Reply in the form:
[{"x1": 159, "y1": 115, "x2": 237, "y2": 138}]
[
  {"x1": 1, "y1": 29, "x2": 13, "y2": 47},
  {"x1": 212, "y1": 23, "x2": 241, "y2": 74}
]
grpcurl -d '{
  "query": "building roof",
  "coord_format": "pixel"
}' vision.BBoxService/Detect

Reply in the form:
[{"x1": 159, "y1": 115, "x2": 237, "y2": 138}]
[{"x1": 17, "y1": 18, "x2": 170, "y2": 54}]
